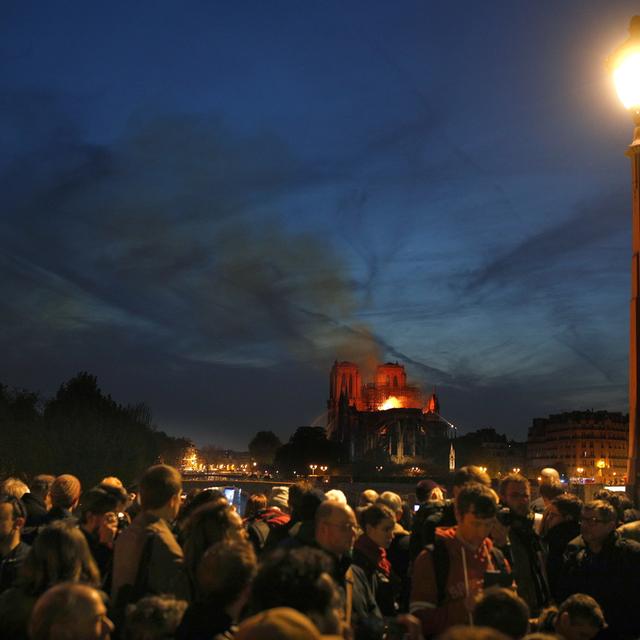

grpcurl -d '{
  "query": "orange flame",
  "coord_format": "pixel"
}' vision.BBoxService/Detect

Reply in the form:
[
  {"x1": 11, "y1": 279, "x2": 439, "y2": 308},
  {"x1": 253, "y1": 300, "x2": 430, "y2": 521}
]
[{"x1": 379, "y1": 396, "x2": 402, "y2": 410}]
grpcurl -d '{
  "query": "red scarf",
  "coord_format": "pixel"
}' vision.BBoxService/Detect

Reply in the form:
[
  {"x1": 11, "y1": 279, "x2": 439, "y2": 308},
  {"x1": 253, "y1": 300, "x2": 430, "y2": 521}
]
[{"x1": 355, "y1": 533, "x2": 392, "y2": 577}]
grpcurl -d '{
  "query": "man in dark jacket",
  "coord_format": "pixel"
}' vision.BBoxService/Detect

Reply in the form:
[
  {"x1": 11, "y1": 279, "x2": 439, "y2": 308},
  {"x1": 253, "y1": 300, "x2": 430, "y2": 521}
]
[
  {"x1": 0, "y1": 495, "x2": 29, "y2": 594},
  {"x1": 78, "y1": 487, "x2": 120, "y2": 591},
  {"x1": 176, "y1": 540, "x2": 257, "y2": 640},
  {"x1": 558, "y1": 499, "x2": 640, "y2": 640},
  {"x1": 21, "y1": 475, "x2": 54, "y2": 528},
  {"x1": 494, "y1": 473, "x2": 550, "y2": 617},
  {"x1": 314, "y1": 500, "x2": 382, "y2": 631},
  {"x1": 542, "y1": 493, "x2": 582, "y2": 601}
]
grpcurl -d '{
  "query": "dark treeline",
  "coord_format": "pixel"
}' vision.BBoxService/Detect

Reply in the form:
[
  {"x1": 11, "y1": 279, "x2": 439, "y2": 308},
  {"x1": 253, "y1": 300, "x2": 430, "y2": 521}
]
[{"x1": 0, "y1": 372, "x2": 191, "y2": 486}]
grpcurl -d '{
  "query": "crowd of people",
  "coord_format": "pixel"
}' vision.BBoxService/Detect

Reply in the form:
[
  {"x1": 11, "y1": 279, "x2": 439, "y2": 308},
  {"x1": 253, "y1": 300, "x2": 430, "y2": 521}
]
[{"x1": 0, "y1": 464, "x2": 638, "y2": 640}]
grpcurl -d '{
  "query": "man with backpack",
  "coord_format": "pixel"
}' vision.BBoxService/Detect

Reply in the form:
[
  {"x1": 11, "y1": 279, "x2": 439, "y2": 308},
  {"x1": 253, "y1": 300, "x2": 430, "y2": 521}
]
[
  {"x1": 111, "y1": 465, "x2": 185, "y2": 607},
  {"x1": 409, "y1": 483, "x2": 510, "y2": 637},
  {"x1": 409, "y1": 466, "x2": 491, "y2": 562}
]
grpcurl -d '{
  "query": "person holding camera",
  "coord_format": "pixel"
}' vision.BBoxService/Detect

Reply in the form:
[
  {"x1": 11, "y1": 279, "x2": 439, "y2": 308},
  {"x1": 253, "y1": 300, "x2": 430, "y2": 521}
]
[
  {"x1": 493, "y1": 473, "x2": 550, "y2": 618},
  {"x1": 78, "y1": 486, "x2": 122, "y2": 592},
  {"x1": 409, "y1": 482, "x2": 511, "y2": 637}
]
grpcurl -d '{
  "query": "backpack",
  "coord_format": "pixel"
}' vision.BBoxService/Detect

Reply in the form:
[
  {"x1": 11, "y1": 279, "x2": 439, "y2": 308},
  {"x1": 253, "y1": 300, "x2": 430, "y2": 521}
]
[
  {"x1": 247, "y1": 510, "x2": 290, "y2": 554},
  {"x1": 431, "y1": 537, "x2": 509, "y2": 605},
  {"x1": 409, "y1": 500, "x2": 455, "y2": 561},
  {"x1": 111, "y1": 533, "x2": 155, "y2": 631}
]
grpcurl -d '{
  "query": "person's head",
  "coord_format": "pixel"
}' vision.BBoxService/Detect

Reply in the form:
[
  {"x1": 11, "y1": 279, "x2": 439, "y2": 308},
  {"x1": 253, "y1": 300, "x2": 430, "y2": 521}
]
[
  {"x1": 415, "y1": 479, "x2": 438, "y2": 503},
  {"x1": 453, "y1": 466, "x2": 491, "y2": 497},
  {"x1": 197, "y1": 539, "x2": 257, "y2": 611},
  {"x1": 30, "y1": 582, "x2": 113, "y2": 640},
  {"x1": 0, "y1": 477, "x2": 29, "y2": 499},
  {"x1": 580, "y1": 500, "x2": 616, "y2": 550},
  {"x1": 473, "y1": 587, "x2": 530, "y2": 638},
  {"x1": 124, "y1": 595, "x2": 188, "y2": 640},
  {"x1": 269, "y1": 486, "x2": 290, "y2": 511},
  {"x1": 438, "y1": 627, "x2": 510, "y2": 640},
  {"x1": 288, "y1": 480, "x2": 313, "y2": 517},
  {"x1": 183, "y1": 500, "x2": 247, "y2": 578},
  {"x1": 377, "y1": 491, "x2": 403, "y2": 522},
  {"x1": 237, "y1": 607, "x2": 323, "y2": 640},
  {"x1": 324, "y1": 489, "x2": 347, "y2": 505},
  {"x1": 455, "y1": 483, "x2": 498, "y2": 547},
  {"x1": 22, "y1": 521, "x2": 100, "y2": 595},
  {"x1": 0, "y1": 494, "x2": 26, "y2": 545},
  {"x1": 139, "y1": 465, "x2": 181, "y2": 518},
  {"x1": 100, "y1": 476, "x2": 124, "y2": 489},
  {"x1": 78, "y1": 488, "x2": 120, "y2": 535},
  {"x1": 315, "y1": 501, "x2": 357, "y2": 557},
  {"x1": 539, "y1": 482, "x2": 564, "y2": 505},
  {"x1": 245, "y1": 493, "x2": 268, "y2": 519},
  {"x1": 251, "y1": 547, "x2": 342, "y2": 635},
  {"x1": 359, "y1": 503, "x2": 395, "y2": 549},
  {"x1": 97, "y1": 482, "x2": 129, "y2": 512},
  {"x1": 31, "y1": 475, "x2": 55, "y2": 504},
  {"x1": 555, "y1": 594, "x2": 605, "y2": 640},
  {"x1": 545, "y1": 494, "x2": 582, "y2": 532},
  {"x1": 539, "y1": 468, "x2": 560, "y2": 486},
  {"x1": 592, "y1": 489, "x2": 625, "y2": 523},
  {"x1": 359, "y1": 489, "x2": 379, "y2": 507},
  {"x1": 176, "y1": 488, "x2": 225, "y2": 529},
  {"x1": 50, "y1": 475, "x2": 82, "y2": 511},
  {"x1": 499, "y1": 474, "x2": 531, "y2": 517}
]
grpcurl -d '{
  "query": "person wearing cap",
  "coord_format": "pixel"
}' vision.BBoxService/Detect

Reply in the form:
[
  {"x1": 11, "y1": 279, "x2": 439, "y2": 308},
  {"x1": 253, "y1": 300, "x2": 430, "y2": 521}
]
[{"x1": 246, "y1": 486, "x2": 291, "y2": 555}]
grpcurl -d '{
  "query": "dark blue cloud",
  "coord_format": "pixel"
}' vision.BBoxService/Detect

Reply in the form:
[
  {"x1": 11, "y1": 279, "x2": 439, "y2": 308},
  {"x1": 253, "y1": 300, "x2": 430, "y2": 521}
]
[{"x1": 0, "y1": 1, "x2": 637, "y2": 446}]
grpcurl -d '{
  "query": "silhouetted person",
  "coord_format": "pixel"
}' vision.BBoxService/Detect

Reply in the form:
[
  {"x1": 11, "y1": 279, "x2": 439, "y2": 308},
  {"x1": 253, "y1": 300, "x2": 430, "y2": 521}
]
[
  {"x1": 0, "y1": 495, "x2": 29, "y2": 593},
  {"x1": 44, "y1": 475, "x2": 81, "y2": 524},
  {"x1": 112, "y1": 465, "x2": 185, "y2": 611},
  {"x1": 29, "y1": 582, "x2": 114, "y2": 640}
]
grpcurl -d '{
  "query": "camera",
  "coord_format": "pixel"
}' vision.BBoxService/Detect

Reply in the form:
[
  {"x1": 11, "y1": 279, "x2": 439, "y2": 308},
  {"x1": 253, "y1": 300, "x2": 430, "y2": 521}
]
[
  {"x1": 496, "y1": 506, "x2": 514, "y2": 527},
  {"x1": 483, "y1": 569, "x2": 513, "y2": 589},
  {"x1": 116, "y1": 511, "x2": 130, "y2": 531}
]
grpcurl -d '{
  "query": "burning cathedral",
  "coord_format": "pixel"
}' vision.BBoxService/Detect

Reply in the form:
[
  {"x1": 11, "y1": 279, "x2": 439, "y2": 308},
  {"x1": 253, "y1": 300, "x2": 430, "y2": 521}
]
[{"x1": 327, "y1": 361, "x2": 454, "y2": 466}]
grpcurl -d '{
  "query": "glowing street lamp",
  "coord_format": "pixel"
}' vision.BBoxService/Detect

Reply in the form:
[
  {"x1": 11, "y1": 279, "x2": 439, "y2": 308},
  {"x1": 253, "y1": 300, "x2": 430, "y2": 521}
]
[
  {"x1": 309, "y1": 464, "x2": 318, "y2": 475},
  {"x1": 609, "y1": 16, "x2": 640, "y2": 503}
]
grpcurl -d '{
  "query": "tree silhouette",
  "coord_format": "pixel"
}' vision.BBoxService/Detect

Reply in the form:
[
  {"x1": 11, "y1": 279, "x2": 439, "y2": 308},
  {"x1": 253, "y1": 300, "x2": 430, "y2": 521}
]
[
  {"x1": 0, "y1": 373, "x2": 190, "y2": 486},
  {"x1": 274, "y1": 426, "x2": 344, "y2": 473},
  {"x1": 248, "y1": 430, "x2": 282, "y2": 464}
]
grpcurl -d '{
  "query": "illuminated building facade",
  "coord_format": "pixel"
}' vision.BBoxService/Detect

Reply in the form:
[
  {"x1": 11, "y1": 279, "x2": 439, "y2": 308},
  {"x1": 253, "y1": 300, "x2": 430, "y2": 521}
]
[{"x1": 526, "y1": 410, "x2": 628, "y2": 483}]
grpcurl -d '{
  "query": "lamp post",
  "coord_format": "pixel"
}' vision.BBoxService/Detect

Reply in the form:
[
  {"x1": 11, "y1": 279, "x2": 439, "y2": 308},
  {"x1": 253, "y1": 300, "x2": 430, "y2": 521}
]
[{"x1": 609, "y1": 16, "x2": 640, "y2": 503}]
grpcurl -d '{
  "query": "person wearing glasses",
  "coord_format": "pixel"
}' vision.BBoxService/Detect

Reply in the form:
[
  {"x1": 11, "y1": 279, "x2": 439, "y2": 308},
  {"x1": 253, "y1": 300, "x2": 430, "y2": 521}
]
[
  {"x1": 314, "y1": 500, "x2": 382, "y2": 634},
  {"x1": 558, "y1": 500, "x2": 640, "y2": 639}
]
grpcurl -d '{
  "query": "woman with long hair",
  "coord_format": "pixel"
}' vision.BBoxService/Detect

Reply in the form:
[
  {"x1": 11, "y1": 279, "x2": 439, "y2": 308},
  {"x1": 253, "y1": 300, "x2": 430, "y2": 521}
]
[
  {"x1": 181, "y1": 501, "x2": 247, "y2": 600},
  {"x1": 0, "y1": 521, "x2": 100, "y2": 640}
]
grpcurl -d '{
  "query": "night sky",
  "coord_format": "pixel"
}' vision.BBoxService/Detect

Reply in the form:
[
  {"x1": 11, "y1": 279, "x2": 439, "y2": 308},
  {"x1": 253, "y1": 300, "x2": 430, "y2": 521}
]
[{"x1": 2, "y1": 1, "x2": 639, "y2": 449}]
